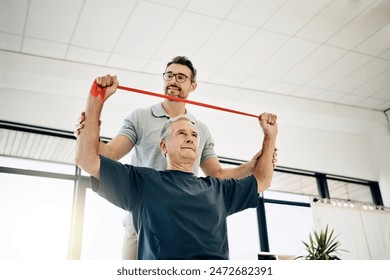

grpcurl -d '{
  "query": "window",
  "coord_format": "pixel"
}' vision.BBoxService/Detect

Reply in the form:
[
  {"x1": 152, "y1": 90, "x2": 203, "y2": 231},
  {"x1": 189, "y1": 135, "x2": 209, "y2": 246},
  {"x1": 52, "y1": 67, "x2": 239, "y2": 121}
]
[
  {"x1": 265, "y1": 202, "x2": 314, "y2": 257},
  {"x1": 269, "y1": 170, "x2": 318, "y2": 197},
  {"x1": 328, "y1": 179, "x2": 374, "y2": 204},
  {"x1": 227, "y1": 208, "x2": 260, "y2": 259},
  {"x1": 263, "y1": 170, "x2": 315, "y2": 257},
  {"x1": 0, "y1": 172, "x2": 74, "y2": 259},
  {"x1": 81, "y1": 189, "x2": 126, "y2": 259}
]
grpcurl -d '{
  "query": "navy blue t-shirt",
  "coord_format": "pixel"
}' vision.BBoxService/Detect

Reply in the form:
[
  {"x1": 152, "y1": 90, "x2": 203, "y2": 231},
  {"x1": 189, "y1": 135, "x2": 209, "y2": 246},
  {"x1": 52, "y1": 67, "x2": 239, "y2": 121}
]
[{"x1": 92, "y1": 156, "x2": 258, "y2": 259}]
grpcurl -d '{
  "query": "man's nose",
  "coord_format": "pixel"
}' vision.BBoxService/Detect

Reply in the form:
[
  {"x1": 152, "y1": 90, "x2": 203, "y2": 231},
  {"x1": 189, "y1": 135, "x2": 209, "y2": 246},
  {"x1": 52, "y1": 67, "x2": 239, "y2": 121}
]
[{"x1": 170, "y1": 76, "x2": 179, "y2": 84}]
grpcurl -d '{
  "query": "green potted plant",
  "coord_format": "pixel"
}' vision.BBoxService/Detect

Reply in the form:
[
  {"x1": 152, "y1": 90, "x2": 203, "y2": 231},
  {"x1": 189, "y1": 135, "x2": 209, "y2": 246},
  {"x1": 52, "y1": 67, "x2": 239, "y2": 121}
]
[{"x1": 295, "y1": 225, "x2": 347, "y2": 260}]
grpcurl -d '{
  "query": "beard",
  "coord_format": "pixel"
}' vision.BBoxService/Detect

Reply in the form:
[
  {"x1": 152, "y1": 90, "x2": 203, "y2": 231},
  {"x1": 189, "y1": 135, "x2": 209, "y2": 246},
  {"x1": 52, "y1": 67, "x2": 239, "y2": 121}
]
[{"x1": 165, "y1": 85, "x2": 183, "y2": 98}]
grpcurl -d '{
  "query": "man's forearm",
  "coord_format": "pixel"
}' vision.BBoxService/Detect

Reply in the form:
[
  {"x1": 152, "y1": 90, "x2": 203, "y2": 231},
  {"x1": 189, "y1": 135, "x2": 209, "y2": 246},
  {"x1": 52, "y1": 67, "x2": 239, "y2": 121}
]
[
  {"x1": 201, "y1": 156, "x2": 255, "y2": 179},
  {"x1": 75, "y1": 95, "x2": 103, "y2": 178},
  {"x1": 215, "y1": 162, "x2": 254, "y2": 179},
  {"x1": 254, "y1": 136, "x2": 276, "y2": 192}
]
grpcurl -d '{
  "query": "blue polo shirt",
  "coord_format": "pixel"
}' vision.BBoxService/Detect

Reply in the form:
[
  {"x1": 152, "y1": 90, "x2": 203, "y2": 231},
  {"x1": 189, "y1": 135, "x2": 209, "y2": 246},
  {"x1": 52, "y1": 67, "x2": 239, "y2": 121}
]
[{"x1": 92, "y1": 156, "x2": 258, "y2": 260}]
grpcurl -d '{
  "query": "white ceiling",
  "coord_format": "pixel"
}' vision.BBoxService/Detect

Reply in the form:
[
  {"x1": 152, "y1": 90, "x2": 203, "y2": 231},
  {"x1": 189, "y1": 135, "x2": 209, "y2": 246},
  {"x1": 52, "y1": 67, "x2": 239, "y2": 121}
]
[{"x1": 1, "y1": 0, "x2": 390, "y2": 112}]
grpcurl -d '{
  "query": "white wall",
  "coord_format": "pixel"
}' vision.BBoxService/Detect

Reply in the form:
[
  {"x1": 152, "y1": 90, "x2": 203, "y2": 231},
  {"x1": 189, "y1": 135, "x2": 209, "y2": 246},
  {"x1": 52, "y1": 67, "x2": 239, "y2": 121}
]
[{"x1": 1, "y1": 51, "x2": 389, "y2": 206}]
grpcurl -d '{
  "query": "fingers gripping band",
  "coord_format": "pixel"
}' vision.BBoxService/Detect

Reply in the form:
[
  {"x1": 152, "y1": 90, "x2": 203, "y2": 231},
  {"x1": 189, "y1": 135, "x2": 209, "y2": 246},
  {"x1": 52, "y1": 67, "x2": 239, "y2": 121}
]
[{"x1": 90, "y1": 80, "x2": 106, "y2": 103}]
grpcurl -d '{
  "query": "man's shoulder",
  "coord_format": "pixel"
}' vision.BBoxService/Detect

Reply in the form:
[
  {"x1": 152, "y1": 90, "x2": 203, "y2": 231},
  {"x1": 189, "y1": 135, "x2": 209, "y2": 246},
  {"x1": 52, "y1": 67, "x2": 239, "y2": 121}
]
[
  {"x1": 101, "y1": 156, "x2": 159, "y2": 175},
  {"x1": 130, "y1": 105, "x2": 154, "y2": 116},
  {"x1": 130, "y1": 103, "x2": 168, "y2": 118},
  {"x1": 125, "y1": 104, "x2": 163, "y2": 123}
]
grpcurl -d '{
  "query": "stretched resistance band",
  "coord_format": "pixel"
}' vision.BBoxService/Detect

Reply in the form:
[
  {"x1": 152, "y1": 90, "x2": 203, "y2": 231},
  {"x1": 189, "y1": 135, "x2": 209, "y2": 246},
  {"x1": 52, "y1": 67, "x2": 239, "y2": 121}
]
[{"x1": 90, "y1": 81, "x2": 260, "y2": 119}]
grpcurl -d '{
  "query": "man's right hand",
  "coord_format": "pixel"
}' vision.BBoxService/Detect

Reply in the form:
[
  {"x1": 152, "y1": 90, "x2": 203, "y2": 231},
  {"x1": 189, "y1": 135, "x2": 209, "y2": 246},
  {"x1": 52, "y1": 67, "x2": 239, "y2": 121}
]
[
  {"x1": 74, "y1": 112, "x2": 101, "y2": 138},
  {"x1": 94, "y1": 74, "x2": 119, "y2": 102},
  {"x1": 74, "y1": 112, "x2": 85, "y2": 138}
]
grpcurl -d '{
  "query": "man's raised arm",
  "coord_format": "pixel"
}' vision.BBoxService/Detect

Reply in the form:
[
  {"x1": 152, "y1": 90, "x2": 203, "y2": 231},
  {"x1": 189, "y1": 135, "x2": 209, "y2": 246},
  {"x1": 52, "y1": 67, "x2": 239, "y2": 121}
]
[
  {"x1": 75, "y1": 75, "x2": 119, "y2": 179},
  {"x1": 253, "y1": 113, "x2": 278, "y2": 193}
]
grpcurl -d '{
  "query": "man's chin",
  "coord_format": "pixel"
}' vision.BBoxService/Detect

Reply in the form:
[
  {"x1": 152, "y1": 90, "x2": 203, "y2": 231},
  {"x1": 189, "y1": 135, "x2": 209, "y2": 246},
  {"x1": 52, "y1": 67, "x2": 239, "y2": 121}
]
[
  {"x1": 166, "y1": 93, "x2": 185, "y2": 101},
  {"x1": 166, "y1": 92, "x2": 179, "y2": 97},
  {"x1": 180, "y1": 151, "x2": 196, "y2": 159}
]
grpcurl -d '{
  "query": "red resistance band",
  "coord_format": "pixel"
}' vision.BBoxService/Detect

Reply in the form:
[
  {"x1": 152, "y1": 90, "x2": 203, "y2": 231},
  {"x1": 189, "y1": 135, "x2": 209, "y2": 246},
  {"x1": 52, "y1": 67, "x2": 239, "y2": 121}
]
[
  {"x1": 90, "y1": 80, "x2": 107, "y2": 103},
  {"x1": 90, "y1": 81, "x2": 260, "y2": 119}
]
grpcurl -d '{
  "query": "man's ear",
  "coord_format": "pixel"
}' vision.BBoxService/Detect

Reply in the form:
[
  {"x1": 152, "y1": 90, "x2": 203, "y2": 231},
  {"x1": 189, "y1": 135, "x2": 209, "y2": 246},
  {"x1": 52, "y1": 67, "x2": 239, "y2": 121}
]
[
  {"x1": 190, "y1": 81, "x2": 197, "y2": 92},
  {"x1": 160, "y1": 140, "x2": 167, "y2": 157}
]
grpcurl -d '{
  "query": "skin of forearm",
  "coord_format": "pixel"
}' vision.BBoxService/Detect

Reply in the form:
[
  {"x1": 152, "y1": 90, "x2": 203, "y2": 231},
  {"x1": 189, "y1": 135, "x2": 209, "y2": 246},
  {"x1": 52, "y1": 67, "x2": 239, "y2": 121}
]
[
  {"x1": 254, "y1": 136, "x2": 276, "y2": 192},
  {"x1": 213, "y1": 162, "x2": 253, "y2": 179},
  {"x1": 75, "y1": 95, "x2": 103, "y2": 178}
]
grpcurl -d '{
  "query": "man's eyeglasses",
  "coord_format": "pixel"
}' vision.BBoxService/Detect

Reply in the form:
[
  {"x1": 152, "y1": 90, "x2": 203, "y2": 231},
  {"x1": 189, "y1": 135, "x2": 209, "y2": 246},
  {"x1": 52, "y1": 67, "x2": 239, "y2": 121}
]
[{"x1": 163, "y1": 72, "x2": 194, "y2": 83}]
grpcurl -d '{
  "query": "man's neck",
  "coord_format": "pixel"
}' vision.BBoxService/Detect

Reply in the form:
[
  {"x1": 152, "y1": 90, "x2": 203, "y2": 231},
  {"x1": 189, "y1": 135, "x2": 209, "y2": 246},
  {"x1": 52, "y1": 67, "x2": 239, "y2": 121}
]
[
  {"x1": 167, "y1": 161, "x2": 195, "y2": 173},
  {"x1": 162, "y1": 100, "x2": 186, "y2": 117}
]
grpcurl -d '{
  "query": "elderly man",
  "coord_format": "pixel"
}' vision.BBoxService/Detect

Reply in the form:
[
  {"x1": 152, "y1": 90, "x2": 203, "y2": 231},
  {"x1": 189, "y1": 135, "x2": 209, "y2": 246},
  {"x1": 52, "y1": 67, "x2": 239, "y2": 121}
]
[{"x1": 75, "y1": 75, "x2": 278, "y2": 259}]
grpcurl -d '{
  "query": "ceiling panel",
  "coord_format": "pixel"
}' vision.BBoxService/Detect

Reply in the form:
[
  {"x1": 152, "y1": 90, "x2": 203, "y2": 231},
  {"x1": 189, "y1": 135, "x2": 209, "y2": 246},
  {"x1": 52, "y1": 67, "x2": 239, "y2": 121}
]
[
  {"x1": 66, "y1": 46, "x2": 110, "y2": 65},
  {"x1": 330, "y1": 58, "x2": 390, "y2": 93},
  {"x1": 1, "y1": 0, "x2": 390, "y2": 112},
  {"x1": 71, "y1": 0, "x2": 137, "y2": 52},
  {"x1": 352, "y1": 69, "x2": 390, "y2": 97},
  {"x1": 381, "y1": 48, "x2": 390, "y2": 60},
  {"x1": 187, "y1": 0, "x2": 238, "y2": 18},
  {"x1": 354, "y1": 23, "x2": 390, "y2": 56},
  {"x1": 358, "y1": 97, "x2": 388, "y2": 110},
  {"x1": 25, "y1": 0, "x2": 83, "y2": 43},
  {"x1": 239, "y1": 76, "x2": 275, "y2": 92},
  {"x1": 22, "y1": 37, "x2": 68, "y2": 59},
  {"x1": 153, "y1": 12, "x2": 220, "y2": 60},
  {"x1": 0, "y1": 33, "x2": 22, "y2": 52},
  {"x1": 211, "y1": 70, "x2": 246, "y2": 87},
  {"x1": 306, "y1": 52, "x2": 373, "y2": 89},
  {"x1": 314, "y1": 89, "x2": 346, "y2": 103},
  {"x1": 262, "y1": 0, "x2": 332, "y2": 35},
  {"x1": 280, "y1": 45, "x2": 346, "y2": 85},
  {"x1": 291, "y1": 86, "x2": 322, "y2": 99},
  {"x1": 106, "y1": 53, "x2": 150, "y2": 72},
  {"x1": 327, "y1": 0, "x2": 390, "y2": 49},
  {"x1": 297, "y1": 0, "x2": 376, "y2": 43},
  {"x1": 226, "y1": 0, "x2": 286, "y2": 27},
  {"x1": 114, "y1": 1, "x2": 181, "y2": 58},
  {"x1": 373, "y1": 85, "x2": 390, "y2": 99},
  {"x1": 252, "y1": 38, "x2": 319, "y2": 80},
  {"x1": 1, "y1": 0, "x2": 29, "y2": 35},
  {"x1": 266, "y1": 81, "x2": 300, "y2": 96},
  {"x1": 224, "y1": 29, "x2": 290, "y2": 75},
  {"x1": 194, "y1": 21, "x2": 257, "y2": 70}
]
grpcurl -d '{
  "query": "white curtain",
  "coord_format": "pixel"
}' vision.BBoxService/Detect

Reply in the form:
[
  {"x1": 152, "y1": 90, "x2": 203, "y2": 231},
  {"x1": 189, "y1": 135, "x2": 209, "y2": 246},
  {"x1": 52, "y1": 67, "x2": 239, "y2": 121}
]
[{"x1": 310, "y1": 201, "x2": 390, "y2": 260}]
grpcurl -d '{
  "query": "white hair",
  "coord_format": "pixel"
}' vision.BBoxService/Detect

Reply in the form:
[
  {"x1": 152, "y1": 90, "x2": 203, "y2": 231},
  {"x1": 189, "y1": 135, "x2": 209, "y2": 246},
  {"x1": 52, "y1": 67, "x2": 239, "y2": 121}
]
[{"x1": 160, "y1": 114, "x2": 195, "y2": 141}]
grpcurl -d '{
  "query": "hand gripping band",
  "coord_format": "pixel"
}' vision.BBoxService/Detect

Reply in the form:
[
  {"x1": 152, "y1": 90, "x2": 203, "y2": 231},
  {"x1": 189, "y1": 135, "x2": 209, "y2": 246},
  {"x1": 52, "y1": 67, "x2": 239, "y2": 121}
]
[{"x1": 90, "y1": 80, "x2": 106, "y2": 103}]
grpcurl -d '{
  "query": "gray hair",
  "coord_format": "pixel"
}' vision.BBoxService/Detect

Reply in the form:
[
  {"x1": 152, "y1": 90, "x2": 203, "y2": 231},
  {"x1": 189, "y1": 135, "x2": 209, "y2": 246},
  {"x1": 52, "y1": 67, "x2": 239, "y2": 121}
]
[{"x1": 160, "y1": 114, "x2": 195, "y2": 142}]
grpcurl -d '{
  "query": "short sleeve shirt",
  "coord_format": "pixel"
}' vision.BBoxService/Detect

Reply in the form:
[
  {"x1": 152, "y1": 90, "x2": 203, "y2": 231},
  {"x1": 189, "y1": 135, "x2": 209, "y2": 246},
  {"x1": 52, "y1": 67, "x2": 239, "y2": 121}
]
[{"x1": 92, "y1": 156, "x2": 258, "y2": 260}]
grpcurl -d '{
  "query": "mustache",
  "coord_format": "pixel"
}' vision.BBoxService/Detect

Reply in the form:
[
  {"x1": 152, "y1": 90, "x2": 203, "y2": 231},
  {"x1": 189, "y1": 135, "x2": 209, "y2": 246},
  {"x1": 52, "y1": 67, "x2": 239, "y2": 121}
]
[{"x1": 166, "y1": 85, "x2": 181, "y2": 91}]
